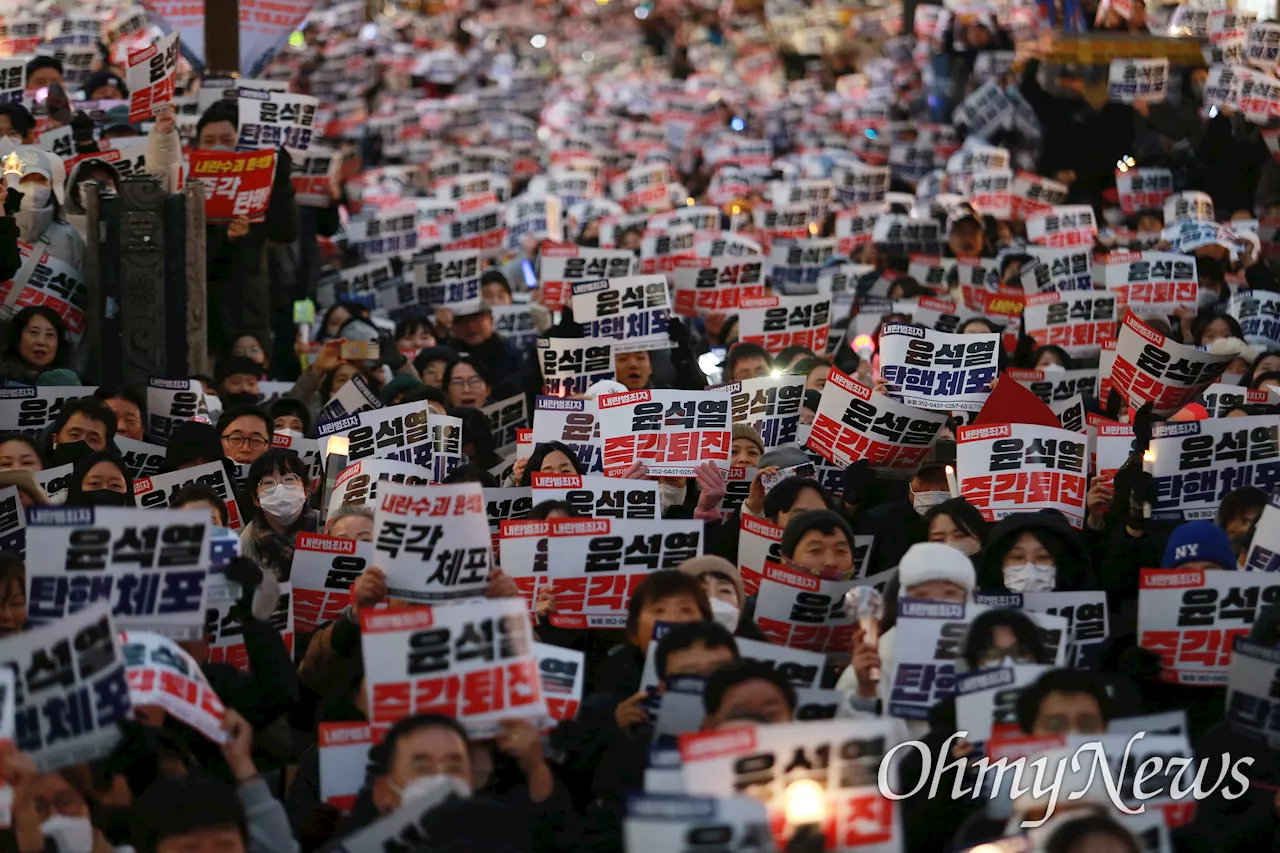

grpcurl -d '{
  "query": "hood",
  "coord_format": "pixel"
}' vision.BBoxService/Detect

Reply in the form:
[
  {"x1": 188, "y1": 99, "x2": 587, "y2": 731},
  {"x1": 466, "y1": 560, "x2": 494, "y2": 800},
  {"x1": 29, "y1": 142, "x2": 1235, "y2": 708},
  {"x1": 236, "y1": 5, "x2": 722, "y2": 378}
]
[
  {"x1": 64, "y1": 157, "x2": 124, "y2": 216},
  {"x1": 979, "y1": 510, "x2": 1094, "y2": 592}
]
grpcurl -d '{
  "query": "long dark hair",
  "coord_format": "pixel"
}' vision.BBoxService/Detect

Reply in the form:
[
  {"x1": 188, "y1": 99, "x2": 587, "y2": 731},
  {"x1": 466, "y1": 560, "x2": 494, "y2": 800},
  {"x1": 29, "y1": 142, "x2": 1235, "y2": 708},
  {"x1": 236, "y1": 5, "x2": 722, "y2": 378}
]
[
  {"x1": 922, "y1": 498, "x2": 990, "y2": 544},
  {"x1": 65, "y1": 451, "x2": 134, "y2": 506}
]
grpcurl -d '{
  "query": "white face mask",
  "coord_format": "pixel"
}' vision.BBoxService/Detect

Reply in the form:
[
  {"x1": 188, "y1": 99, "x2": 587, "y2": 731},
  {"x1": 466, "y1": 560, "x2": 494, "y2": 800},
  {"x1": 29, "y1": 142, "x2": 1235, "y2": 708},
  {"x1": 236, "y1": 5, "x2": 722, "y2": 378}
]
[
  {"x1": 1003, "y1": 562, "x2": 1056, "y2": 592},
  {"x1": 258, "y1": 483, "x2": 306, "y2": 524},
  {"x1": 912, "y1": 490, "x2": 950, "y2": 515},
  {"x1": 1219, "y1": 372, "x2": 1244, "y2": 386},
  {"x1": 1039, "y1": 362, "x2": 1066, "y2": 373},
  {"x1": 20, "y1": 185, "x2": 51, "y2": 210},
  {"x1": 41, "y1": 815, "x2": 95, "y2": 853},
  {"x1": 709, "y1": 595, "x2": 740, "y2": 632},
  {"x1": 661, "y1": 481, "x2": 686, "y2": 513},
  {"x1": 392, "y1": 773, "x2": 471, "y2": 808}
]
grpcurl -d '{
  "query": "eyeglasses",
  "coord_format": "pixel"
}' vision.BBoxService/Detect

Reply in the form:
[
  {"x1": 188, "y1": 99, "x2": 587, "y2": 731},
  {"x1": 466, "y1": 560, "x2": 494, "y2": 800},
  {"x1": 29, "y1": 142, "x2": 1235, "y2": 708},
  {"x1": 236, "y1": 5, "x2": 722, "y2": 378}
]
[
  {"x1": 450, "y1": 376, "x2": 487, "y2": 389},
  {"x1": 257, "y1": 473, "x2": 303, "y2": 493},
  {"x1": 222, "y1": 433, "x2": 270, "y2": 451}
]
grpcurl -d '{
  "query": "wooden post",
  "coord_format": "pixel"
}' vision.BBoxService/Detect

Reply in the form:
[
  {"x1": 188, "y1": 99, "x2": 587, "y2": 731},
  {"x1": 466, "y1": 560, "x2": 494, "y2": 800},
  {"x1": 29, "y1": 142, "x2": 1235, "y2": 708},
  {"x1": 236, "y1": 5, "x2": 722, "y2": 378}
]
[{"x1": 205, "y1": 0, "x2": 241, "y2": 77}]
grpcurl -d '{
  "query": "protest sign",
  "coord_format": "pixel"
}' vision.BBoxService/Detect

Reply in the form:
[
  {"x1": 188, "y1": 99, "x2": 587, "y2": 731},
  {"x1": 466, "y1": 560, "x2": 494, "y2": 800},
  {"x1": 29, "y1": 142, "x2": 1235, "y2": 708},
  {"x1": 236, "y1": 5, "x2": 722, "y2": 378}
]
[
  {"x1": 134, "y1": 461, "x2": 245, "y2": 529},
  {"x1": 708, "y1": 374, "x2": 804, "y2": 448},
  {"x1": 907, "y1": 256, "x2": 957, "y2": 292},
  {"x1": 1018, "y1": 247, "x2": 1094, "y2": 293},
  {"x1": 902, "y1": 295, "x2": 982, "y2": 334},
  {"x1": 1147, "y1": 415, "x2": 1280, "y2": 520},
  {"x1": 500, "y1": 517, "x2": 703, "y2": 628},
  {"x1": 1115, "y1": 168, "x2": 1174, "y2": 215},
  {"x1": 145, "y1": 378, "x2": 209, "y2": 442},
  {"x1": 0, "y1": 486, "x2": 22, "y2": 552},
  {"x1": 737, "y1": 293, "x2": 832, "y2": 355},
  {"x1": 1109, "y1": 313, "x2": 1233, "y2": 416},
  {"x1": 531, "y1": 396, "x2": 602, "y2": 472},
  {"x1": 0, "y1": 603, "x2": 128, "y2": 770},
  {"x1": 1007, "y1": 368, "x2": 1099, "y2": 405},
  {"x1": 1101, "y1": 251, "x2": 1198, "y2": 315},
  {"x1": 1021, "y1": 290, "x2": 1118, "y2": 357},
  {"x1": 483, "y1": 487, "x2": 532, "y2": 540},
  {"x1": 316, "y1": 374, "x2": 381, "y2": 424},
  {"x1": 805, "y1": 368, "x2": 948, "y2": 476},
  {"x1": 537, "y1": 337, "x2": 616, "y2": 397},
  {"x1": 598, "y1": 389, "x2": 732, "y2": 476},
  {"x1": 482, "y1": 395, "x2": 528, "y2": 454},
  {"x1": 834, "y1": 204, "x2": 884, "y2": 255},
  {"x1": 530, "y1": 472, "x2": 660, "y2": 519},
  {"x1": 1025, "y1": 205, "x2": 1097, "y2": 247},
  {"x1": 1139, "y1": 568, "x2": 1280, "y2": 685},
  {"x1": 1224, "y1": 639, "x2": 1280, "y2": 749},
  {"x1": 0, "y1": 246, "x2": 88, "y2": 342},
  {"x1": 537, "y1": 243, "x2": 637, "y2": 310},
  {"x1": 428, "y1": 413, "x2": 464, "y2": 484},
  {"x1": 371, "y1": 482, "x2": 492, "y2": 603},
  {"x1": 25, "y1": 507, "x2": 211, "y2": 639},
  {"x1": 1243, "y1": 492, "x2": 1280, "y2": 572},
  {"x1": 347, "y1": 205, "x2": 418, "y2": 261},
  {"x1": 291, "y1": 534, "x2": 374, "y2": 636},
  {"x1": 361, "y1": 598, "x2": 543, "y2": 738},
  {"x1": 654, "y1": 674, "x2": 709, "y2": 737},
  {"x1": 878, "y1": 323, "x2": 1000, "y2": 411},
  {"x1": 1164, "y1": 191, "x2": 1215, "y2": 224},
  {"x1": 506, "y1": 195, "x2": 562, "y2": 250},
  {"x1": 571, "y1": 275, "x2": 672, "y2": 352},
  {"x1": 315, "y1": 401, "x2": 434, "y2": 468},
  {"x1": 414, "y1": 250, "x2": 482, "y2": 314},
  {"x1": 624, "y1": 795, "x2": 774, "y2": 853},
  {"x1": 113, "y1": 436, "x2": 167, "y2": 482},
  {"x1": 767, "y1": 238, "x2": 839, "y2": 292},
  {"x1": 1108, "y1": 58, "x2": 1169, "y2": 102},
  {"x1": 534, "y1": 642, "x2": 585, "y2": 725},
  {"x1": 679, "y1": 719, "x2": 901, "y2": 852},
  {"x1": 318, "y1": 722, "x2": 373, "y2": 811},
  {"x1": 1228, "y1": 289, "x2": 1280, "y2": 351},
  {"x1": 189, "y1": 149, "x2": 277, "y2": 223},
  {"x1": 203, "y1": 565, "x2": 292, "y2": 669},
  {"x1": 491, "y1": 304, "x2": 540, "y2": 352},
  {"x1": 35, "y1": 465, "x2": 73, "y2": 506},
  {"x1": 236, "y1": 91, "x2": 320, "y2": 150},
  {"x1": 673, "y1": 256, "x2": 767, "y2": 316},
  {"x1": 315, "y1": 259, "x2": 393, "y2": 307},
  {"x1": 291, "y1": 148, "x2": 340, "y2": 207},
  {"x1": 125, "y1": 32, "x2": 178, "y2": 121},
  {"x1": 976, "y1": 590, "x2": 1110, "y2": 668},
  {"x1": 326, "y1": 459, "x2": 432, "y2": 517},
  {"x1": 754, "y1": 562, "x2": 859, "y2": 654},
  {"x1": 639, "y1": 227, "x2": 697, "y2": 276},
  {"x1": 957, "y1": 423, "x2": 1089, "y2": 527},
  {"x1": 0, "y1": 58, "x2": 20, "y2": 104},
  {"x1": 1199, "y1": 385, "x2": 1273, "y2": 419},
  {"x1": 955, "y1": 664, "x2": 1053, "y2": 742},
  {"x1": 0, "y1": 384, "x2": 98, "y2": 436},
  {"x1": 121, "y1": 630, "x2": 227, "y2": 744}
]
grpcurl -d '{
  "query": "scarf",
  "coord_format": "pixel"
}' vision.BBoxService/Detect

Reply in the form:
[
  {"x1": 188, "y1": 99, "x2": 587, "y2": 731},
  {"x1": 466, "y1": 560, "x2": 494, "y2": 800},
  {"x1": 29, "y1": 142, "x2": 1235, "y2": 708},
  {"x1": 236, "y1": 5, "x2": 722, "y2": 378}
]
[{"x1": 247, "y1": 508, "x2": 318, "y2": 580}]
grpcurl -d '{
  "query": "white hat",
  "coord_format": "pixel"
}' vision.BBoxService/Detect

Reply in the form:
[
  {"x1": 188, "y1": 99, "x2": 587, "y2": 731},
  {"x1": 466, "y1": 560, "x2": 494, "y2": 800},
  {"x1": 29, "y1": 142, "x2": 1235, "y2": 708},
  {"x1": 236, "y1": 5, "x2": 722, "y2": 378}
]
[
  {"x1": 584, "y1": 379, "x2": 628, "y2": 399},
  {"x1": 898, "y1": 542, "x2": 976, "y2": 596}
]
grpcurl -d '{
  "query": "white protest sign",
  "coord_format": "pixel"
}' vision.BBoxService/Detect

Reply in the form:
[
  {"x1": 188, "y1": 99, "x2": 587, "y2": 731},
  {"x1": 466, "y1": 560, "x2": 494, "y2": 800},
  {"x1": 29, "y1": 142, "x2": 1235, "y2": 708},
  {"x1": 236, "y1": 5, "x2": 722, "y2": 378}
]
[
  {"x1": 1026, "y1": 205, "x2": 1097, "y2": 248},
  {"x1": 414, "y1": 250, "x2": 482, "y2": 314},
  {"x1": 0, "y1": 603, "x2": 127, "y2": 770},
  {"x1": 325, "y1": 459, "x2": 432, "y2": 517},
  {"x1": 1108, "y1": 58, "x2": 1169, "y2": 103},
  {"x1": 145, "y1": 378, "x2": 209, "y2": 443},
  {"x1": 737, "y1": 292, "x2": 832, "y2": 356},
  {"x1": 371, "y1": 482, "x2": 492, "y2": 603},
  {"x1": 121, "y1": 629, "x2": 227, "y2": 744},
  {"x1": 1139, "y1": 568, "x2": 1280, "y2": 685},
  {"x1": 1147, "y1": 415, "x2": 1280, "y2": 521},
  {"x1": 534, "y1": 642, "x2": 585, "y2": 726},
  {"x1": 134, "y1": 461, "x2": 246, "y2": 529},
  {"x1": 955, "y1": 664, "x2": 1053, "y2": 742},
  {"x1": 571, "y1": 275, "x2": 672, "y2": 353},
  {"x1": 318, "y1": 721, "x2": 373, "y2": 811},
  {"x1": 708, "y1": 374, "x2": 804, "y2": 448},
  {"x1": 1108, "y1": 313, "x2": 1233, "y2": 417},
  {"x1": 537, "y1": 337, "x2": 616, "y2": 397},
  {"x1": 878, "y1": 323, "x2": 1000, "y2": 411},
  {"x1": 316, "y1": 374, "x2": 381, "y2": 424},
  {"x1": 113, "y1": 436, "x2": 167, "y2": 482},
  {"x1": 361, "y1": 598, "x2": 543, "y2": 738},
  {"x1": 499, "y1": 517, "x2": 704, "y2": 628},
  {"x1": 754, "y1": 562, "x2": 859, "y2": 655},
  {"x1": 1019, "y1": 247, "x2": 1094, "y2": 293},
  {"x1": 624, "y1": 795, "x2": 774, "y2": 853},
  {"x1": 124, "y1": 32, "x2": 178, "y2": 121},
  {"x1": 597, "y1": 389, "x2": 732, "y2": 476},
  {"x1": 1225, "y1": 639, "x2": 1280, "y2": 749},
  {"x1": 25, "y1": 507, "x2": 211, "y2": 639},
  {"x1": 1116, "y1": 168, "x2": 1173, "y2": 215},
  {"x1": 315, "y1": 401, "x2": 435, "y2": 468},
  {"x1": 1101, "y1": 251, "x2": 1198, "y2": 316},
  {"x1": 1022, "y1": 290, "x2": 1119, "y2": 357},
  {"x1": 537, "y1": 243, "x2": 638, "y2": 310},
  {"x1": 291, "y1": 534, "x2": 374, "y2": 636},
  {"x1": 1228, "y1": 290, "x2": 1280, "y2": 351},
  {"x1": 806, "y1": 368, "x2": 948, "y2": 477},
  {"x1": 1243, "y1": 492, "x2": 1280, "y2": 572},
  {"x1": 673, "y1": 255, "x2": 767, "y2": 316},
  {"x1": 957, "y1": 422, "x2": 1089, "y2": 527},
  {"x1": 235, "y1": 91, "x2": 320, "y2": 151},
  {"x1": 530, "y1": 472, "x2": 660, "y2": 519},
  {"x1": 0, "y1": 385, "x2": 98, "y2": 436},
  {"x1": 530, "y1": 396, "x2": 602, "y2": 473}
]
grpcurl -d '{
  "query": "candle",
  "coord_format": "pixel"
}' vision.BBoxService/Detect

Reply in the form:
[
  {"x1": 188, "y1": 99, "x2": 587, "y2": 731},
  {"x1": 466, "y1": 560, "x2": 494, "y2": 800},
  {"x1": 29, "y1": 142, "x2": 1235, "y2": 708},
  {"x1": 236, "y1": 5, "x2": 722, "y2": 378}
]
[
  {"x1": 945, "y1": 464, "x2": 960, "y2": 498},
  {"x1": 2, "y1": 152, "x2": 22, "y2": 188},
  {"x1": 1142, "y1": 449, "x2": 1154, "y2": 474}
]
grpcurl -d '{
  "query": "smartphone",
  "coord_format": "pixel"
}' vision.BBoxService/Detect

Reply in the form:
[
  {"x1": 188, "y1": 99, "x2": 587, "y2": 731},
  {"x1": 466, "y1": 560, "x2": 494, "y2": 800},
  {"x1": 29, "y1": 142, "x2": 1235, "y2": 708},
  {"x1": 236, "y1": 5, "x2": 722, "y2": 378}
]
[
  {"x1": 340, "y1": 340, "x2": 380, "y2": 361},
  {"x1": 45, "y1": 83, "x2": 72, "y2": 126},
  {"x1": 761, "y1": 463, "x2": 817, "y2": 494}
]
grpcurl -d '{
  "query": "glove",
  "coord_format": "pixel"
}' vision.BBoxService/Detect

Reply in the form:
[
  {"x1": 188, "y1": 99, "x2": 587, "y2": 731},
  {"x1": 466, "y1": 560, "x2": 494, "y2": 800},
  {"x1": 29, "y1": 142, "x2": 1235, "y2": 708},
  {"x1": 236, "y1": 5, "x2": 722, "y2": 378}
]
[
  {"x1": 3, "y1": 187, "x2": 22, "y2": 217},
  {"x1": 225, "y1": 557, "x2": 281, "y2": 623},
  {"x1": 842, "y1": 460, "x2": 876, "y2": 504},
  {"x1": 667, "y1": 316, "x2": 691, "y2": 347},
  {"x1": 71, "y1": 111, "x2": 97, "y2": 152},
  {"x1": 273, "y1": 147, "x2": 293, "y2": 187}
]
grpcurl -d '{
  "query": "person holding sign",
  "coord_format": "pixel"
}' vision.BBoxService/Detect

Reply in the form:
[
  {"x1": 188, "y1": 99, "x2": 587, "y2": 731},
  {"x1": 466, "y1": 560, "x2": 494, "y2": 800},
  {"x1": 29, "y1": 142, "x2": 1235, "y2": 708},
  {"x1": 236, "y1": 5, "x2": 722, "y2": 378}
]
[{"x1": 239, "y1": 450, "x2": 317, "y2": 581}]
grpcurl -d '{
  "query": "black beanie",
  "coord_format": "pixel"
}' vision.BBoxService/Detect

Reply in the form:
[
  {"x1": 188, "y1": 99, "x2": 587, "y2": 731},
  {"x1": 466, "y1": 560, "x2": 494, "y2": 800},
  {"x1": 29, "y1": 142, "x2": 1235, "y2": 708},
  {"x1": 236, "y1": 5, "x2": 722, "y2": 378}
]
[{"x1": 780, "y1": 509, "x2": 854, "y2": 558}]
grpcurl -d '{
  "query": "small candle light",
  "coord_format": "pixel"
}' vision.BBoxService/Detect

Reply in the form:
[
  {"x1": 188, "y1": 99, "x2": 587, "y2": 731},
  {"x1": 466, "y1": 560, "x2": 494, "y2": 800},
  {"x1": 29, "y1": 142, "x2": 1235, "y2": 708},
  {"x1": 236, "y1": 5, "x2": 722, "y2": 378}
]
[
  {"x1": 945, "y1": 464, "x2": 960, "y2": 498},
  {"x1": 1142, "y1": 449, "x2": 1154, "y2": 474},
  {"x1": 2, "y1": 152, "x2": 22, "y2": 189}
]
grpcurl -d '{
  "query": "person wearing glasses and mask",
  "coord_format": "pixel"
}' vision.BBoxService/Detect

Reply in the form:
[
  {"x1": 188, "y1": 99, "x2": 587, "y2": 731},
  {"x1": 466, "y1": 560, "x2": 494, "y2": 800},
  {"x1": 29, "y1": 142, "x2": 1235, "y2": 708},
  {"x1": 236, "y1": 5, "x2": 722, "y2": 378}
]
[
  {"x1": 216, "y1": 406, "x2": 273, "y2": 466},
  {"x1": 239, "y1": 449, "x2": 316, "y2": 582}
]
